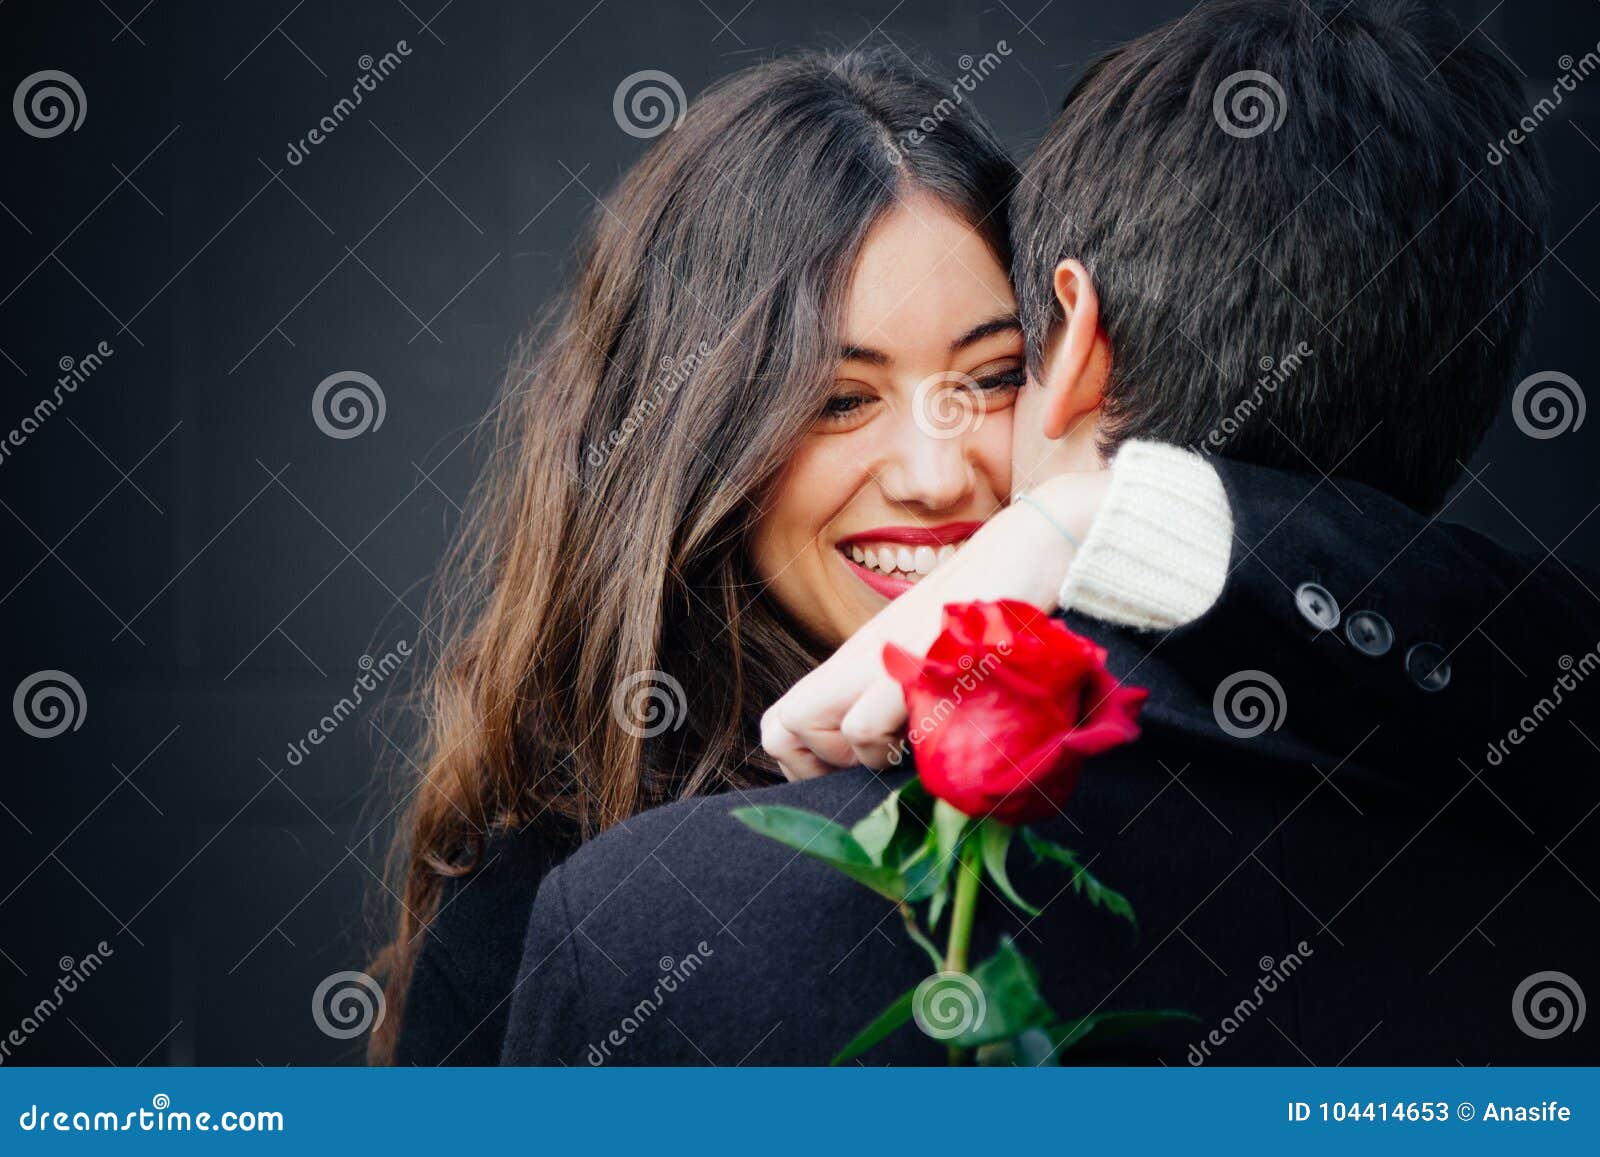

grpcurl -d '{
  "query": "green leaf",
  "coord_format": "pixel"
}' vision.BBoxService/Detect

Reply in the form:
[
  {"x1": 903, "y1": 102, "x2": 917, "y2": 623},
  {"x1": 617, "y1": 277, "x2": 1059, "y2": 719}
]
[
  {"x1": 831, "y1": 986, "x2": 917, "y2": 1066},
  {"x1": 850, "y1": 786, "x2": 901, "y2": 864},
  {"x1": 1022, "y1": 827, "x2": 1138, "y2": 931},
  {"x1": 1047, "y1": 1010, "x2": 1200, "y2": 1055},
  {"x1": 731, "y1": 806, "x2": 904, "y2": 900},
  {"x1": 945, "y1": 937, "x2": 1057, "y2": 1049},
  {"x1": 894, "y1": 783, "x2": 950, "y2": 904},
  {"x1": 979, "y1": 821, "x2": 1040, "y2": 916},
  {"x1": 926, "y1": 871, "x2": 950, "y2": 930},
  {"x1": 897, "y1": 903, "x2": 943, "y2": 971},
  {"x1": 902, "y1": 841, "x2": 945, "y2": 904},
  {"x1": 933, "y1": 799, "x2": 970, "y2": 867}
]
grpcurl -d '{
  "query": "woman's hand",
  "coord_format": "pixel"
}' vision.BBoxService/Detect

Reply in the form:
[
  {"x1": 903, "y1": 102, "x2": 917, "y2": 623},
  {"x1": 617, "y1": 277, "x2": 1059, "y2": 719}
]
[{"x1": 762, "y1": 471, "x2": 1111, "y2": 779}]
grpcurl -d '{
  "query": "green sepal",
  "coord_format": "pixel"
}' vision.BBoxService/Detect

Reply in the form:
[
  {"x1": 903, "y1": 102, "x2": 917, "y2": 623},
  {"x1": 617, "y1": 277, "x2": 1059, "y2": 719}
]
[
  {"x1": 1021, "y1": 826, "x2": 1138, "y2": 930},
  {"x1": 978, "y1": 821, "x2": 1040, "y2": 916}
]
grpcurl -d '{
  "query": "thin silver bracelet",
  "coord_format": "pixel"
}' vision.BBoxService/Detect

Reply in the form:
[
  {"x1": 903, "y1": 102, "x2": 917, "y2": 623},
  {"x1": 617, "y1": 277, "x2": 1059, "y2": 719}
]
[{"x1": 1014, "y1": 490, "x2": 1082, "y2": 551}]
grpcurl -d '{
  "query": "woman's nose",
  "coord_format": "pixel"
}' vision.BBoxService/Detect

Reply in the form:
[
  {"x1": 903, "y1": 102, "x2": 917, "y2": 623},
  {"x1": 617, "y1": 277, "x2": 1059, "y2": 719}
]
[{"x1": 878, "y1": 387, "x2": 979, "y2": 510}]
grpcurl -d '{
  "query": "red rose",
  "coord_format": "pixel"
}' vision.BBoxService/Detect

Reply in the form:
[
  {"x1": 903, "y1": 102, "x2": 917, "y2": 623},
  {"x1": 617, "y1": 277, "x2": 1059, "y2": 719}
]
[{"x1": 883, "y1": 599, "x2": 1147, "y2": 824}]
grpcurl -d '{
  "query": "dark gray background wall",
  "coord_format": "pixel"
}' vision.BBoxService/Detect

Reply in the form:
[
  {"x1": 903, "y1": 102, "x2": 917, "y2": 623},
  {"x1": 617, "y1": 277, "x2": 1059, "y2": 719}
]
[{"x1": 1, "y1": 0, "x2": 1595, "y2": 1065}]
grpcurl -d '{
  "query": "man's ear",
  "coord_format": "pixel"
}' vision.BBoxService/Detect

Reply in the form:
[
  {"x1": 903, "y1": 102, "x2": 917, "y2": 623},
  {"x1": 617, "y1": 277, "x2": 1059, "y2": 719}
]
[{"x1": 1037, "y1": 259, "x2": 1107, "y2": 441}]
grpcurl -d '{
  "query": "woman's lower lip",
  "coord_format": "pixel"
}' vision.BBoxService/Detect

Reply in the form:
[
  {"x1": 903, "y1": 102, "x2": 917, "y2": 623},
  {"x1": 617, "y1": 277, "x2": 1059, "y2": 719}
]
[{"x1": 840, "y1": 553, "x2": 915, "y2": 600}]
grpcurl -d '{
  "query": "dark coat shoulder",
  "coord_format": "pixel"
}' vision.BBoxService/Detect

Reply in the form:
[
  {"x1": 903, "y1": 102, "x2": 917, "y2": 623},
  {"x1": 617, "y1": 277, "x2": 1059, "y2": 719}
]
[{"x1": 394, "y1": 818, "x2": 578, "y2": 1065}]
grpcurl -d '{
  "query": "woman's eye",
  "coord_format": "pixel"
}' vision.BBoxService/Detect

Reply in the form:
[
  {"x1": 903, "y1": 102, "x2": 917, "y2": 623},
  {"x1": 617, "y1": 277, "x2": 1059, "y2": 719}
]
[
  {"x1": 971, "y1": 367, "x2": 1025, "y2": 393},
  {"x1": 817, "y1": 392, "x2": 876, "y2": 426}
]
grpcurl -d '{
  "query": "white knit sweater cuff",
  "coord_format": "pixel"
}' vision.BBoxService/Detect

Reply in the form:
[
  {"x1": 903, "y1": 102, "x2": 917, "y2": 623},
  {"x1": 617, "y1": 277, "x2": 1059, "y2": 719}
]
[{"x1": 1058, "y1": 441, "x2": 1233, "y2": 631}]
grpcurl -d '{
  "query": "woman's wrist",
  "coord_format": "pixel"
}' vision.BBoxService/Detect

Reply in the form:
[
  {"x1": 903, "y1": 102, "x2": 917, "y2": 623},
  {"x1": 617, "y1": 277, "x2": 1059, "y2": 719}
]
[
  {"x1": 943, "y1": 494, "x2": 1081, "y2": 610},
  {"x1": 1010, "y1": 471, "x2": 1113, "y2": 596}
]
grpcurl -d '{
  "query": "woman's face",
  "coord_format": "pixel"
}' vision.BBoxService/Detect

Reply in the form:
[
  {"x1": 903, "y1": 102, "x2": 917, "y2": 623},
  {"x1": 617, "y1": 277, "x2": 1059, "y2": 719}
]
[{"x1": 752, "y1": 192, "x2": 1021, "y2": 649}]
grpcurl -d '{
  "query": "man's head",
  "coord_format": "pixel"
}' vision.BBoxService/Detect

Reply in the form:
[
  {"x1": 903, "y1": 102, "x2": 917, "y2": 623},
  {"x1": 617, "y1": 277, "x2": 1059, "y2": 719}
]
[{"x1": 1009, "y1": 0, "x2": 1548, "y2": 511}]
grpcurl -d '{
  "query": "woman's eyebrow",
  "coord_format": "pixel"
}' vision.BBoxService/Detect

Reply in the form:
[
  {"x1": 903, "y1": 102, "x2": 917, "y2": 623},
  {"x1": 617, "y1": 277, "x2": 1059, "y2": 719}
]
[
  {"x1": 839, "y1": 343, "x2": 891, "y2": 366},
  {"x1": 838, "y1": 315, "x2": 1021, "y2": 366},
  {"x1": 950, "y1": 315, "x2": 1022, "y2": 352}
]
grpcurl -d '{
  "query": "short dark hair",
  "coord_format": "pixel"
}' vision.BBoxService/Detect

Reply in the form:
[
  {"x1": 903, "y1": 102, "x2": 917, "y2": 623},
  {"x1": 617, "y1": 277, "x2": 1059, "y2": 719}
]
[{"x1": 1012, "y1": 0, "x2": 1548, "y2": 511}]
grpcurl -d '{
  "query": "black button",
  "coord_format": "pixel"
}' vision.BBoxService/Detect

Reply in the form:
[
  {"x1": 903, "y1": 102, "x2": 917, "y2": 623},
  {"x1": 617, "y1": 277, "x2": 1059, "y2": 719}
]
[
  {"x1": 1295, "y1": 582, "x2": 1340, "y2": 630},
  {"x1": 1405, "y1": 642, "x2": 1451, "y2": 692},
  {"x1": 1345, "y1": 610, "x2": 1394, "y2": 656}
]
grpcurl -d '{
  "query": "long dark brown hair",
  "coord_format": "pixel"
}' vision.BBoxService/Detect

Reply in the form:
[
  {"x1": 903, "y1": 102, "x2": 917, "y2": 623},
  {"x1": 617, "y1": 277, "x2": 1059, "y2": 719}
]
[{"x1": 369, "y1": 49, "x2": 1016, "y2": 1062}]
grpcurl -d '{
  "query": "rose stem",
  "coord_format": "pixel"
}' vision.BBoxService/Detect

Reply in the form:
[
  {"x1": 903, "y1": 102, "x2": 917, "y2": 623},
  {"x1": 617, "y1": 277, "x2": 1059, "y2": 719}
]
[{"x1": 943, "y1": 832, "x2": 984, "y2": 1065}]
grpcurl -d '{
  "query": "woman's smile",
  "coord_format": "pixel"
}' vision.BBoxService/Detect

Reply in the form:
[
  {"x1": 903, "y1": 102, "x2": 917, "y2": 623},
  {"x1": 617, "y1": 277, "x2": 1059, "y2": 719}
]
[{"x1": 834, "y1": 521, "x2": 984, "y2": 599}]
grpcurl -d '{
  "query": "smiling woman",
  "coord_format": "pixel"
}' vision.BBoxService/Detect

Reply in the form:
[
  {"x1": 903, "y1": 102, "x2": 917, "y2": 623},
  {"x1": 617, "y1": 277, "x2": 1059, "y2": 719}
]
[
  {"x1": 370, "y1": 49, "x2": 1019, "y2": 1064},
  {"x1": 752, "y1": 192, "x2": 1022, "y2": 647}
]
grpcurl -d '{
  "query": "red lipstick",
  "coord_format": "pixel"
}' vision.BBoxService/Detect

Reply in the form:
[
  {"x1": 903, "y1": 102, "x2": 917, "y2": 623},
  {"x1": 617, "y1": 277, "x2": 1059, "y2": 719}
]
[
  {"x1": 834, "y1": 521, "x2": 983, "y2": 601},
  {"x1": 841, "y1": 555, "x2": 915, "y2": 599},
  {"x1": 835, "y1": 521, "x2": 983, "y2": 548}
]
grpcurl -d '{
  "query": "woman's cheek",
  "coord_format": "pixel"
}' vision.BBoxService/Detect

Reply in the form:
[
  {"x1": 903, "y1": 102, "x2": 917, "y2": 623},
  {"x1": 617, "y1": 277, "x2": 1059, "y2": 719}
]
[
  {"x1": 973, "y1": 403, "x2": 1015, "y2": 497},
  {"x1": 752, "y1": 433, "x2": 861, "y2": 578}
]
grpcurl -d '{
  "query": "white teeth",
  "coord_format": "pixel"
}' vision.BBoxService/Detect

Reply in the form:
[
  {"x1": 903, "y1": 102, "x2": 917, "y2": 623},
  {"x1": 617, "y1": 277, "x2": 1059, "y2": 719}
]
[{"x1": 844, "y1": 539, "x2": 970, "y2": 581}]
